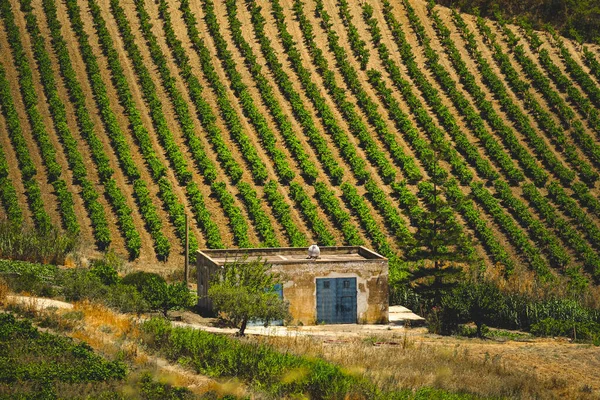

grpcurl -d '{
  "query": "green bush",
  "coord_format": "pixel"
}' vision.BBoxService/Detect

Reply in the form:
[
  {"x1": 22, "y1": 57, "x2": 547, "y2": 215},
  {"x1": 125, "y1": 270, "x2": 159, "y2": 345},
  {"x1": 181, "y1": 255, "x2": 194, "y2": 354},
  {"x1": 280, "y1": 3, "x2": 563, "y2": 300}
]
[
  {"x1": 59, "y1": 268, "x2": 107, "y2": 302},
  {"x1": 531, "y1": 318, "x2": 600, "y2": 342},
  {"x1": 90, "y1": 261, "x2": 120, "y2": 286},
  {"x1": 139, "y1": 372, "x2": 193, "y2": 399},
  {"x1": 106, "y1": 284, "x2": 149, "y2": 315},
  {"x1": 122, "y1": 272, "x2": 195, "y2": 316}
]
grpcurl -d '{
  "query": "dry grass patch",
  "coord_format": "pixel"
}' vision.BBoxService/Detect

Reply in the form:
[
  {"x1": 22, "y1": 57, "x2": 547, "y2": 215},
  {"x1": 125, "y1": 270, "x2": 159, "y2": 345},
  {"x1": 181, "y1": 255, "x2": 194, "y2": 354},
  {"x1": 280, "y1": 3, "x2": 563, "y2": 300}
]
[{"x1": 254, "y1": 330, "x2": 599, "y2": 399}]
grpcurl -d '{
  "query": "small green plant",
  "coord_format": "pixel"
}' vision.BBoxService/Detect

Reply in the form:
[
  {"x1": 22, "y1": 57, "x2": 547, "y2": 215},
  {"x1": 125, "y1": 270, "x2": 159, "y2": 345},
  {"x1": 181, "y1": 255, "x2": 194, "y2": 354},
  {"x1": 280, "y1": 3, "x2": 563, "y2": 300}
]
[
  {"x1": 90, "y1": 252, "x2": 122, "y2": 286},
  {"x1": 208, "y1": 258, "x2": 290, "y2": 336},
  {"x1": 59, "y1": 268, "x2": 107, "y2": 302}
]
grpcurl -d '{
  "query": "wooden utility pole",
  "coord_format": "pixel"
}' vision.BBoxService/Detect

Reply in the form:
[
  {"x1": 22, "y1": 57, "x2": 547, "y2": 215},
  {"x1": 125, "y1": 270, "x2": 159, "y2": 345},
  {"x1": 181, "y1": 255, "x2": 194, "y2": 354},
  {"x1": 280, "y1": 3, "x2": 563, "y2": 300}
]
[{"x1": 184, "y1": 213, "x2": 189, "y2": 285}]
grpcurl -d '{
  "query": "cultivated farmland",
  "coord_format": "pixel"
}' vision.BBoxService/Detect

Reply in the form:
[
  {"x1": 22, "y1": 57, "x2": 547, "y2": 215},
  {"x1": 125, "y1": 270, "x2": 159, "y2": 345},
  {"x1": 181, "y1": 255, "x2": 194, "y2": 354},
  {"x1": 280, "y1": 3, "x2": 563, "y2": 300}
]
[{"x1": 0, "y1": 0, "x2": 599, "y2": 286}]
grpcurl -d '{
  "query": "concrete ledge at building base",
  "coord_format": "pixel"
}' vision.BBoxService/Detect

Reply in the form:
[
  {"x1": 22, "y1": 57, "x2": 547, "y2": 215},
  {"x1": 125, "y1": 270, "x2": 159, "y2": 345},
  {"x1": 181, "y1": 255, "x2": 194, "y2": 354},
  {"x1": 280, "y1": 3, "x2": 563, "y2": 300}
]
[{"x1": 388, "y1": 305, "x2": 426, "y2": 327}]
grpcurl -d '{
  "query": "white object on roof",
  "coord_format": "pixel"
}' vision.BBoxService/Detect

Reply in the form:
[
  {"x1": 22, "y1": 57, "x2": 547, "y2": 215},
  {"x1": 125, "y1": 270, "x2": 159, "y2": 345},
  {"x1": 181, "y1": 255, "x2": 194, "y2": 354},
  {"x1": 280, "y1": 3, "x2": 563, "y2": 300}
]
[{"x1": 307, "y1": 244, "x2": 320, "y2": 259}]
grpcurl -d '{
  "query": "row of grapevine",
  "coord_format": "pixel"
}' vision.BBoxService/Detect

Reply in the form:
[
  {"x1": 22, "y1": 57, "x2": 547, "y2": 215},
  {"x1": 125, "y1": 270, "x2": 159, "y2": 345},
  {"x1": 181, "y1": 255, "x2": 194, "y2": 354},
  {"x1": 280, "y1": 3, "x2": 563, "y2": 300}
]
[
  {"x1": 210, "y1": 182, "x2": 250, "y2": 248},
  {"x1": 495, "y1": 24, "x2": 600, "y2": 218},
  {"x1": 20, "y1": 0, "x2": 114, "y2": 247},
  {"x1": 264, "y1": 181, "x2": 309, "y2": 247},
  {"x1": 0, "y1": 60, "x2": 52, "y2": 233},
  {"x1": 425, "y1": 6, "x2": 549, "y2": 186},
  {"x1": 450, "y1": 10, "x2": 577, "y2": 185},
  {"x1": 285, "y1": 0, "x2": 416, "y2": 248},
  {"x1": 477, "y1": 19, "x2": 600, "y2": 179},
  {"x1": 156, "y1": 0, "x2": 242, "y2": 183},
  {"x1": 200, "y1": 0, "x2": 295, "y2": 183},
  {"x1": 417, "y1": 6, "x2": 596, "y2": 275},
  {"x1": 365, "y1": 3, "x2": 491, "y2": 185},
  {"x1": 528, "y1": 31, "x2": 600, "y2": 144},
  {"x1": 107, "y1": 0, "x2": 190, "y2": 184},
  {"x1": 444, "y1": 180, "x2": 516, "y2": 271},
  {"x1": 224, "y1": 0, "x2": 319, "y2": 183},
  {"x1": 131, "y1": 0, "x2": 231, "y2": 249},
  {"x1": 86, "y1": 0, "x2": 200, "y2": 258},
  {"x1": 237, "y1": 182, "x2": 280, "y2": 247},
  {"x1": 60, "y1": 0, "x2": 174, "y2": 258},
  {"x1": 314, "y1": 1, "x2": 440, "y2": 184},
  {"x1": 492, "y1": 180, "x2": 570, "y2": 269},
  {"x1": 313, "y1": 182, "x2": 363, "y2": 246},
  {"x1": 360, "y1": 3, "x2": 516, "y2": 265},
  {"x1": 510, "y1": 27, "x2": 600, "y2": 143},
  {"x1": 154, "y1": 0, "x2": 258, "y2": 248},
  {"x1": 0, "y1": 1, "x2": 79, "y2": 235},
  {"x1": 178, "y1": 0, "x2": 268, "y2": 184},
  {"x1": 223, "y1": 0, "x2": 344, "y2": 246},
  {"x1": 374, "y1": 3, "x2": 517, "y2": 184},
  {"x1": 287, "y1": 182, "x2": 335, "y2": 246},
  {"x1": 336, "y1": 0, "x2": 369, "y2": 70},
  {"x1": 334, "y1": 0, "x2": 493, "y2": 259},
  {"x1": 147, "y1": 0, "x2": 287, "y2": 248},
  {"x1": 340, "y1": 182, "x2": 395, "y2": 258},
  {"x1": 245, "y1": 0, "x2": 346, "y2": 184},
  {"x1": 265, "y1": 0, "x2": 370, "y2": 183},
  {"x1": 248, "y1": 0, "x2": 411, "y2": 247},
  {"x1": 0, "y1": 144, "x2": 23, "y2": 224},
  {"x1": 546, "y1": 182, "x2": 600, "y2": 252},
  {"x1": 536, "y1": 42, "x2": 600, "y2": 151},
  {"x1": 294, "y1": 0, "x2": 401, "y2": 185},
  {"x1": 364, "y1": 179, "x2": 412, "y2": 242},
  {"x1": 493, "y1": 25, "x2": 600, "y2": 237},
  {"x1": 583, "y1": 49, "x2": 600, "y2": 89},
  {"x1": 521, "y1": 183, "x2": 600, "y2": 277},
  {"x1": 550, "y1": 31, "x2": 600, "y2": 111}
]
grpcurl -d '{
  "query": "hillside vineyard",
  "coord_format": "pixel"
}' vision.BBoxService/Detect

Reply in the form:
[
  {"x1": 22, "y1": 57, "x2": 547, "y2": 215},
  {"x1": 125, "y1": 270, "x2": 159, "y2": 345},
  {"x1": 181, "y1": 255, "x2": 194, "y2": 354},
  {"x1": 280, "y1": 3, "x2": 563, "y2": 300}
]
[{"x1": 1, "y1": 0, "x2": 600, "y2": 283}]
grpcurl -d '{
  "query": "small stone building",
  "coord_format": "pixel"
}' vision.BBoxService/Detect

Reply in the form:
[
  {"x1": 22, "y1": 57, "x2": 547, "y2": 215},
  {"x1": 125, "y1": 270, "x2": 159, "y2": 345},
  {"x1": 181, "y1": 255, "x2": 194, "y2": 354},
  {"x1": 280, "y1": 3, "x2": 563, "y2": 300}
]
[{"x1": 196, "y1": 246, "x2": 389, "y2": 325}]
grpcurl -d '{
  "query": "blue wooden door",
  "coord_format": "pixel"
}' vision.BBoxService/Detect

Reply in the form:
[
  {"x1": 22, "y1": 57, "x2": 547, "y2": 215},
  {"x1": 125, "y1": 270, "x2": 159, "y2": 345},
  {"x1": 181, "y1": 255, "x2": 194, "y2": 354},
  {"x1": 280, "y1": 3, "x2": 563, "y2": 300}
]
[{"x1": 316, "y1": 277, "x2": 357, "y2": 324}]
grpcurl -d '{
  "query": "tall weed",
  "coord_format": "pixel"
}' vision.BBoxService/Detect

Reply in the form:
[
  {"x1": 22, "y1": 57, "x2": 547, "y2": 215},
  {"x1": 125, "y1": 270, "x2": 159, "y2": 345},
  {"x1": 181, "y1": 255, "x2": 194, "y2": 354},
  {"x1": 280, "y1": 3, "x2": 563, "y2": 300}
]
[{"x1": 0, "y1": 220, "x2": 78, "y2": 264}]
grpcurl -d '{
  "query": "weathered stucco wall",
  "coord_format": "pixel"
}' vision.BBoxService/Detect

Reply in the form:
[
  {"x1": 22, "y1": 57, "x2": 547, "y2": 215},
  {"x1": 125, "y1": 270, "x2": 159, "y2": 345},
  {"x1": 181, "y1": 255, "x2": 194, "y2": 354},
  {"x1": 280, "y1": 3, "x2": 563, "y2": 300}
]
[
  {"x1": 196, "y1": 247, "x2": 389, "y2": 324},
  {"x1": 271, "y1": 260, "x2": 388, "y2": 324}
]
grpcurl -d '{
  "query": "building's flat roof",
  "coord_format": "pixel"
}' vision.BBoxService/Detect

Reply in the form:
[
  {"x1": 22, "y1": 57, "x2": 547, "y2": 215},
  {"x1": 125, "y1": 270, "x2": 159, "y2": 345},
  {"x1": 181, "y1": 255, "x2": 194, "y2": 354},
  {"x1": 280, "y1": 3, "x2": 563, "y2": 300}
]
[{"x1": 197, "y1": 246, "x2": 386, "y2": 266}]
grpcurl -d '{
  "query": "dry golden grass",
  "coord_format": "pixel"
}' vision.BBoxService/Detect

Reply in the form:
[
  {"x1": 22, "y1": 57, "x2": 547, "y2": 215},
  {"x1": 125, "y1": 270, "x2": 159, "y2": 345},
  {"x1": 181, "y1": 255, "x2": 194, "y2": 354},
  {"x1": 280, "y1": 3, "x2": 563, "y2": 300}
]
[{"x1": 254, "y1": 330, "x2": 600, "y2": 399}]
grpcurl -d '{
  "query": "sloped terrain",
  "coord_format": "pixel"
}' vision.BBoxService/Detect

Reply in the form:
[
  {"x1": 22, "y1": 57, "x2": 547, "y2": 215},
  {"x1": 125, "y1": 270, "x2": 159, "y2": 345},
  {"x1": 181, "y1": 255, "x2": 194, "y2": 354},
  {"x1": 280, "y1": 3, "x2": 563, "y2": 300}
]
[{"x1": 0, "y1": 0, "x2": 599, "y2": 283}]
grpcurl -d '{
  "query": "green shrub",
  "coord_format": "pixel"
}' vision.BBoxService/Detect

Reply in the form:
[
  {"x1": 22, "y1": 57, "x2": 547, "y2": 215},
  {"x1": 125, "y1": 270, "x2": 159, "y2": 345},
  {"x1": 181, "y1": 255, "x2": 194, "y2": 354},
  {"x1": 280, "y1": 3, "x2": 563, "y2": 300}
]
[
  {"x1": 530, "y1": 318, "x2": 600, "y2": 342},
  {"x1": 90, "y1": 261, "x2": 120, "y2": 286},
  {"x1": 106, "y1": 284, "x2": 149, "y2": 315},
  {"x1": 139, "y1": 372, "x2": 193, "y2": 399},
  {"x1": 59, "y1": 268, "x2": 107, "y2": 302},
  {"x1": 122, "y1": 272, "x2": 195, "y2": 316}
]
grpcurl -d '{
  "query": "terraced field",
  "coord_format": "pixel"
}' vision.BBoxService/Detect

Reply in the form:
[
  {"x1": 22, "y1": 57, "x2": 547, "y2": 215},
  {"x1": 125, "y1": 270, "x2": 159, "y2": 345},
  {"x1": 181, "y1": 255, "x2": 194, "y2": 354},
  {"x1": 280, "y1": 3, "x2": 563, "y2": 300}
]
[{"x1": 1, "y1": 0, "x2": 599, "y2": 283}]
